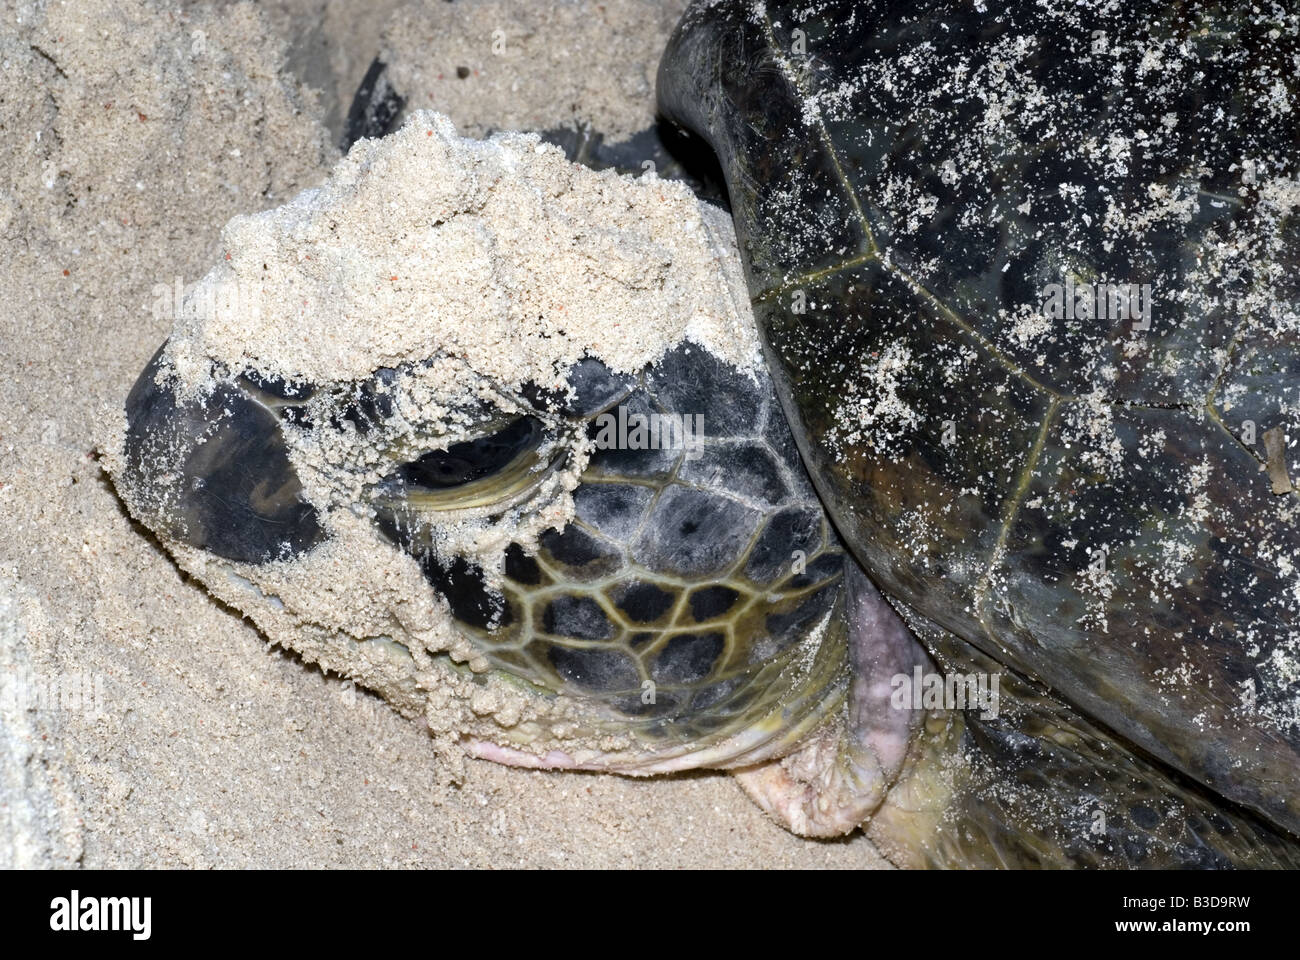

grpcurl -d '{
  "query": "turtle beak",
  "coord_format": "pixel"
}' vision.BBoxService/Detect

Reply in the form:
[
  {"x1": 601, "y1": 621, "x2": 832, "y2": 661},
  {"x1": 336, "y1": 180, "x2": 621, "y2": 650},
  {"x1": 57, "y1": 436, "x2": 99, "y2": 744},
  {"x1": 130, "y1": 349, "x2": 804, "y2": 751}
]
[{"x1": 118, "y1": 342, "x2": 325, "y2": 564}]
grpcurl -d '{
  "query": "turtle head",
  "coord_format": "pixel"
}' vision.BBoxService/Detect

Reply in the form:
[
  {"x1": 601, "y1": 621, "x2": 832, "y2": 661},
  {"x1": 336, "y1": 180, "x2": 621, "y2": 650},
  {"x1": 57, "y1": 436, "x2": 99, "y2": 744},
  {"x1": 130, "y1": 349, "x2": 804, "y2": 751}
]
[{"x1": 116, "y1": 335, "x2": 853, "y2": 765}]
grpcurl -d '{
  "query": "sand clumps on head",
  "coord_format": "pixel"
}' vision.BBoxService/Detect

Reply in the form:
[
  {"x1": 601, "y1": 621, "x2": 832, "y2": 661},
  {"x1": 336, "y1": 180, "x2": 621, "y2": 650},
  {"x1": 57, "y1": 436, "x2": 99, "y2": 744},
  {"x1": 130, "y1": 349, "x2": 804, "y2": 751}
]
[
  {"x1": 165, "y1": 109, "x2": 759, "y2": 394},
  {"x1": 155, "y1": 104, "x2": 761, "y2": 577},
  {"x1": 130, "y1": 107, "x2": 765, "y2": 763}
]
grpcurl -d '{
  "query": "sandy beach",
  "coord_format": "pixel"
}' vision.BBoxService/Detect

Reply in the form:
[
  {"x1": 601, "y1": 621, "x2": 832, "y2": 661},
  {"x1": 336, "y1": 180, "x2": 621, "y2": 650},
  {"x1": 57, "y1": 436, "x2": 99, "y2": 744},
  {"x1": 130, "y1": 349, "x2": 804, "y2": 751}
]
[{"x1": 0, "y1": 0, "x2": 888, "y2": 868}]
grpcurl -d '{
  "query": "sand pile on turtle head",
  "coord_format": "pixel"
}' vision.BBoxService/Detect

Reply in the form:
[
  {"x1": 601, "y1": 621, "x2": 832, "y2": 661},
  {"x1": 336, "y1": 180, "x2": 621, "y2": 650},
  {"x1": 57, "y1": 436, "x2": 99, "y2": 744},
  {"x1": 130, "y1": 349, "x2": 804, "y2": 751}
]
[{"x1": 109, "y1": 109, "x2": 761, "y2": 757}]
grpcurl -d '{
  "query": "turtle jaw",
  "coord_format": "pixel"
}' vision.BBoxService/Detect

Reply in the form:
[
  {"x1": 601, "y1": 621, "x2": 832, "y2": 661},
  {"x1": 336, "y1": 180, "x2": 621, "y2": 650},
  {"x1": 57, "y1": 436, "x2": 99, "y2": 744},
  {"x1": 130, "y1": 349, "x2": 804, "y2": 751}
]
[{"x1": 118, "y1": 342, "x2": 325, "y2": 564}]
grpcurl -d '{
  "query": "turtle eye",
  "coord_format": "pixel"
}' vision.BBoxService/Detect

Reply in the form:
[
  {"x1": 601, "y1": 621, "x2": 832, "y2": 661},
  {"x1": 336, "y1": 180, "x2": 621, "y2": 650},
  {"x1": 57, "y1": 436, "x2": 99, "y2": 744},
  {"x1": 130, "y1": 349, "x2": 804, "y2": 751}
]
[{"x1": 399, "y1": 416, "x2": 543, "y2": 489}]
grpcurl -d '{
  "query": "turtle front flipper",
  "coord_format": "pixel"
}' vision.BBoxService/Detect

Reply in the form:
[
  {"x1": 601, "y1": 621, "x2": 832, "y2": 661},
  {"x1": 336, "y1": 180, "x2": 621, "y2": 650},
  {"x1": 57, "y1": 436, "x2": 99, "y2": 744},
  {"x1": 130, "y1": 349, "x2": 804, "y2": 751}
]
[{"x1": 866, "y1": 608, "x2": 1300, "y2": 869}]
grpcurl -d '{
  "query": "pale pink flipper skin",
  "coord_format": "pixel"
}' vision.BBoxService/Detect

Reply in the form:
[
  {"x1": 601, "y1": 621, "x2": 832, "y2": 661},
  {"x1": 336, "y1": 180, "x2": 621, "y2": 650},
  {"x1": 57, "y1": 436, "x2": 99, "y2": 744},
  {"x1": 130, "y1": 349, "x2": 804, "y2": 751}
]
[
  {"x1": 734, "y1": 565, "x2": 931, "y2": 837},
  {"x1": 466, "y1": 743, "x2": 581, "y2": 769}
]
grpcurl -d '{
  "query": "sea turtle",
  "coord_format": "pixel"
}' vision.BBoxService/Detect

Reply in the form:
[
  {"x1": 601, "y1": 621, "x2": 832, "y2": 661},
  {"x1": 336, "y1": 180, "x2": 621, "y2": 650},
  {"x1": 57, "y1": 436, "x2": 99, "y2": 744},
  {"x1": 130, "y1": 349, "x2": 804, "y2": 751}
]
[{"x1": 111, "y1": 0, "x2": 1300, "y2": 868}]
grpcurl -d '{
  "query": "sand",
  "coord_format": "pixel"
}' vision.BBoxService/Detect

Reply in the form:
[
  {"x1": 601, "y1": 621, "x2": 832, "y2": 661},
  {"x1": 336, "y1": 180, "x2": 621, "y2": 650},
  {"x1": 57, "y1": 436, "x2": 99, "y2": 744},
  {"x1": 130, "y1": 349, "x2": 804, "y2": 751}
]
[{"x1": 0, "y1": 0, "x2": 888, "y2": 868}]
